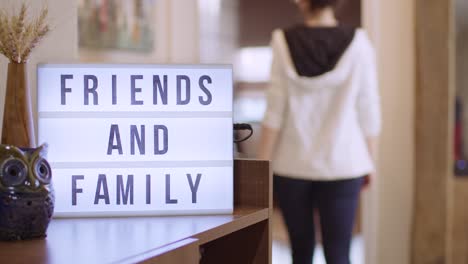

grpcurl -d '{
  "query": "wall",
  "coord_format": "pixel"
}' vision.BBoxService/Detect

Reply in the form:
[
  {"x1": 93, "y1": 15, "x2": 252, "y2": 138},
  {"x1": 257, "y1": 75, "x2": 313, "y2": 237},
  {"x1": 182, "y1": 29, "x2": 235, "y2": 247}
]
[
  {"x1": 362, "y1": 0, "x2": 415, "y2": 263},
  {"x1": 169, "y1": 0, "x2": 199, "y2": 63},
  {"x1": 412, "y1": 0, "x2": 453, "y2": 262},
  {"x1": 451, "y1": 182, "x2": 468, "y2": 263},
  {"x1": 0, "y1": 0, "x2": 78, "y2": 142},
  {"x1": 238, "y1": 0, "x2": 300, "y2": 47},
  {"x1": 237, "y1": 0, "x2": 361, "y2": 47},
  {"x1": 199, "y1": 0, "x2": 239, "y2": 64}
]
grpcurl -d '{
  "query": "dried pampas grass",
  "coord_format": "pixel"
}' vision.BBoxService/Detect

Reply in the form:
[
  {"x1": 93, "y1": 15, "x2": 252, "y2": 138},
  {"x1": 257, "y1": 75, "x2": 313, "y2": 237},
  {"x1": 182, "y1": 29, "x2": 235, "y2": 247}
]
[{"x1": 0, "y1": 3, "x2": 49, "y2": 63}]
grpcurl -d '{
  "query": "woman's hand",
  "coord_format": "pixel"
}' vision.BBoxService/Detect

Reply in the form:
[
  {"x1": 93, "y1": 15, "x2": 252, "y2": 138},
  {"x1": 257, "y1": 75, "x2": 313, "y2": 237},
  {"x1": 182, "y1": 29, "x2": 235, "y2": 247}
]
[
  {"x1": 363, "y1": 136, "x2": 379, "y2": 191},
  {"x1": 362, "y1": 174, "x2": 372, "y2": 190}
]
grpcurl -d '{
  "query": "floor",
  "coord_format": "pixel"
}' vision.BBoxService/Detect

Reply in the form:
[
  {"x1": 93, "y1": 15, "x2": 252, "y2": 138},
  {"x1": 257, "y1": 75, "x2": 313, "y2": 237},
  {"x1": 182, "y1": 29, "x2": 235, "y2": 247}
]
[{"x1": 272, "y1": 236, "x2": 364, "y2": 264}]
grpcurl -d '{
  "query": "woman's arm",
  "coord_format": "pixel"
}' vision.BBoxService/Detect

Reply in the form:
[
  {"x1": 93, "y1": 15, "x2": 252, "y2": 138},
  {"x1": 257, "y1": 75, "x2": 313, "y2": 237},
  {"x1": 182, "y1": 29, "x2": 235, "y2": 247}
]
[
  {"x1": 358, "y1": 33, "x2": 381, "y2": 187},
  {"x1": 257, "y1": 125, "x2": 281, "y2": 160},
  {"x1": 257, "y1": 30, "x2": 288, "y2": 160},
  {"x1": 362, "y1": 136, "x2": 379, "y2": 188},
  {"x1": 366, "y1": 136, "x2": 379, "y2": 165}
]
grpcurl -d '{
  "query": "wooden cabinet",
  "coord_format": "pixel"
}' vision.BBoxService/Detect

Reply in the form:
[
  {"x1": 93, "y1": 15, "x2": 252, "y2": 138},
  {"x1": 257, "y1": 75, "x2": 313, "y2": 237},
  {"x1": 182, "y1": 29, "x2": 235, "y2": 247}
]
[{"x1": 0, "y1": 159, "x2": 272, "y2": 264}]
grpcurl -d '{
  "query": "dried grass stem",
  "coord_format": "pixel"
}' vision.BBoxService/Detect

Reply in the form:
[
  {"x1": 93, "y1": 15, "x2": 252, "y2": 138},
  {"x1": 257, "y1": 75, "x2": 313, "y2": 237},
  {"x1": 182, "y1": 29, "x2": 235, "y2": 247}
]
[{"x1": 0, "y1": 3, "x2": 49, "y2": 63}]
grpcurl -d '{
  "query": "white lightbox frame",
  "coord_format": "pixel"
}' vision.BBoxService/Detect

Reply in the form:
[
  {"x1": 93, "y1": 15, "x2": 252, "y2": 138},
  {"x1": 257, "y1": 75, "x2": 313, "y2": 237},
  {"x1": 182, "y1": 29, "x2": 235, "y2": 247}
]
[{"x1": 37, "y1": 64, "x2": 233, "y2": 218}]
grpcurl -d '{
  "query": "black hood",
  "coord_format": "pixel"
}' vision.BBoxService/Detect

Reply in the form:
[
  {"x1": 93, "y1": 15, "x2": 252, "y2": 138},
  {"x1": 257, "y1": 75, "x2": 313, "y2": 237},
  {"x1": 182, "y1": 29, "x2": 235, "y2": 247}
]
[{"x1": 283, "y1": 25, "x2": 356, "y2": 77}]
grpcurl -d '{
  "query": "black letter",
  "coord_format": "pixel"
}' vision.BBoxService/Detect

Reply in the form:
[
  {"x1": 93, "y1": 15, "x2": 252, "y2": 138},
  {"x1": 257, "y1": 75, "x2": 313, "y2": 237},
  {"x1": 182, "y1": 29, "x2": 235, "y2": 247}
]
[
  {"x1": 153, "y1": 75, "x2": 168, "y2": 105},
  {"x1": 176, "y1": 75, "x2": 191, "y2": 105},
  {"x1": 154, "y1": 125, "x2": 168, "y2": 155},
  {"x1": 131, "y1": 75, "x2": 144, "y2": 105},
  {"x1": 130, "y1": 125, "x2": 145, "y2": 155},
  {"x1": 72, "y1": 175, "x2": 84, "y2": 206},
  {"x1": 199, "y1": 75, "x2": 212, "y2": 105},
  {"x1": 146, "y1": 174, "x2": 151, "y2": 204},
  {"x1": 187, "y1": 173, "x2": 202, "y2": 203},
  {"x1": 116, "y1": 174, "x2": 134, "y2": 205},
  {"x1": 61, "y1": 74, "x2": 73, "y2": 105},
  {"x1": 84, "y1": 75, "x2": 98, "y2": 105},
  {"x1": 94, "y1": 174, "x2": 110, "y2": 205},
  {"x1": 107, "y1": 124, "x2": 123, "y2": 155},
  {"x1": 165, "y1": 174, "x2": 178, "y2": 204},
  {"x1": 112, "y1": 75, "x2": 117, "y2": 105}
]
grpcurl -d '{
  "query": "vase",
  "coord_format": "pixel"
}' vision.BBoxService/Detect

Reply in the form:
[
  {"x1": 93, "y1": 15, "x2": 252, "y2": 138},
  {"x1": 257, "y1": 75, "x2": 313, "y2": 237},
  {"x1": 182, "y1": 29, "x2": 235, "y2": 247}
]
[
  {"x1": 2, "y1": 63, "x2": 36, "y2": 148},
  {"x1": 0, "y1": 144, "x2": 54, "y2": 241}
]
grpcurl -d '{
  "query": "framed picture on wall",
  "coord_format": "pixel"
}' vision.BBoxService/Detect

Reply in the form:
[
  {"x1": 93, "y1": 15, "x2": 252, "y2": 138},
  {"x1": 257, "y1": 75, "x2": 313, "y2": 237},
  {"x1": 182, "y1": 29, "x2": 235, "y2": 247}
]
[{"x1": 78, "y1": 0, "x2": 155, "y2": 52}]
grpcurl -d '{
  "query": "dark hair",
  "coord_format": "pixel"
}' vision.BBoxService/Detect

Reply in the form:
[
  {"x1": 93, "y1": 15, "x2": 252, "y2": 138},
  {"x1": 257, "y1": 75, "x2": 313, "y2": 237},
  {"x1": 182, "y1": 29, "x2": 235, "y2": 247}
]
[{"x1": 308, "y1": 0, "x2": 339, "y2": 11}]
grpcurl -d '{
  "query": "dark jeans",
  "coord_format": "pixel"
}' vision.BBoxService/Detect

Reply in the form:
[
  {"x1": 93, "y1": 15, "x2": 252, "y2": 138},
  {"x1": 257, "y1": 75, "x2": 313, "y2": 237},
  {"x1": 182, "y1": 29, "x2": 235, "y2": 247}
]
[{"x1": 274, "y1": 175, "x2": 364, "y2": 264}]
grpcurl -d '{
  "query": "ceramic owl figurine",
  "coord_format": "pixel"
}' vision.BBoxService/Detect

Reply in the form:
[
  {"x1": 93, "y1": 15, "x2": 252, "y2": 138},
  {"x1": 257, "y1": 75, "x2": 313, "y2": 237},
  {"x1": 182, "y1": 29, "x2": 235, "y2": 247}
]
[{"x1": 0, "y1": 144, "x2": 54, "y2": 241}]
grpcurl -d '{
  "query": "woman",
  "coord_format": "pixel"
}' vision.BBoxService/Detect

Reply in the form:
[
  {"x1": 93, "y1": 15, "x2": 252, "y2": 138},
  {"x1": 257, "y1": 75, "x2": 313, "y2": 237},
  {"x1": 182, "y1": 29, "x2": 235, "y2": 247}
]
[{"x1": 257, "y1": 0, "x2": 381, "y2": 263}]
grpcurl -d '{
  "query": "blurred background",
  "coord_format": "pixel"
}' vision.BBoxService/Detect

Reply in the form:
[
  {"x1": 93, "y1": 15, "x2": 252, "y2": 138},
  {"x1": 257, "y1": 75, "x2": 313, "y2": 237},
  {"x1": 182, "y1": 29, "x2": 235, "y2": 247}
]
[{"x1": 1, "y1": 0, "x2": 467, "y2": 263}]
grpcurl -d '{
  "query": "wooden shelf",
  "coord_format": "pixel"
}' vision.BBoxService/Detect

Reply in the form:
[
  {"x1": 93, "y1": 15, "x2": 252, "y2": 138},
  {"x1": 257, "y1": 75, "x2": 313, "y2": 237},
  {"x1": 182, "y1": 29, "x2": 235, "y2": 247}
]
[
  {"x1": 195, "y1": 207, "x2": 269, "y2": 244},
  {"x1": 0, "y1": 159, "x2": 272, "y2": 264}
]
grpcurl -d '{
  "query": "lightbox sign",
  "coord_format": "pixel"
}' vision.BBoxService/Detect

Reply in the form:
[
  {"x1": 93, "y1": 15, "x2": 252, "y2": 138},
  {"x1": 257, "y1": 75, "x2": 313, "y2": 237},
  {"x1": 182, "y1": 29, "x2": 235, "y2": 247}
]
[{"x1": 37, "y1": 64, "x2": 233, "y2": 217}]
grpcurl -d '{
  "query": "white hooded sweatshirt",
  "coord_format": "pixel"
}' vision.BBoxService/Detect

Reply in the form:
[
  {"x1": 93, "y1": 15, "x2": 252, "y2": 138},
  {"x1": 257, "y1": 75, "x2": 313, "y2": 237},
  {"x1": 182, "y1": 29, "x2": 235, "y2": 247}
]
[{"x1": 263, "y1": 28, "x2": 381, "y2": 181}]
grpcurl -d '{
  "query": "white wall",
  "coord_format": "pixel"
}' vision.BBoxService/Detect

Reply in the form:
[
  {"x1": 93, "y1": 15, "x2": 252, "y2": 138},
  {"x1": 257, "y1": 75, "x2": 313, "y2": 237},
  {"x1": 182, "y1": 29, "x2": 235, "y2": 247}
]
[
  {"x1": 199, "y1": 0, "x2": 239, "y2": 64},
  {"x1": 362, "y1": 0, "x2": 415, "y2": 263},
  {"x1": 0, "y1": 0, "x2": 78, "y2": 142},
  {"x1": 169, "y1": 0, "x2": 199, "y2": 63}
]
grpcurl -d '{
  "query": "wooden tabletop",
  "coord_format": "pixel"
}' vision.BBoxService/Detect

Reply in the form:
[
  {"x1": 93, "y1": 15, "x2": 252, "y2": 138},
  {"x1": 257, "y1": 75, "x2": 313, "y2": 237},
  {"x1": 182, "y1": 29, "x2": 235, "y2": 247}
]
[{"x1": 0, "y1": 207, "x2": 269, "y2": 264}]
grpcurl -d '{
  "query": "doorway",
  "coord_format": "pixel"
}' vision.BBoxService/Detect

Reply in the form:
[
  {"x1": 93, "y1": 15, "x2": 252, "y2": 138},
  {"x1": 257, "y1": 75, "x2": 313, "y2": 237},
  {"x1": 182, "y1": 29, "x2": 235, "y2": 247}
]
[{"x1": 198, "y1": 0, "x2": 368, "y2": 263}]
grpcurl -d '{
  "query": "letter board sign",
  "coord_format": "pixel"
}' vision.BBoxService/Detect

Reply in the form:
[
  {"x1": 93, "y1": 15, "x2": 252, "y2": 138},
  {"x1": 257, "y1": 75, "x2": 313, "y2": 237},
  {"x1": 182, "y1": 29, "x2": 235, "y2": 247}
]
[{"x1": 38, "y1": 64, "x2": 233, "y2": 217}]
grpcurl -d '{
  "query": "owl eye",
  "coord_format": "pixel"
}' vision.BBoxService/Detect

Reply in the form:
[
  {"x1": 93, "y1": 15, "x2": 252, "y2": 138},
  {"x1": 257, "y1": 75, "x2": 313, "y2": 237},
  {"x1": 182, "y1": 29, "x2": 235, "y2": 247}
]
[
  {"x1": 0, "y1": 158, "x2": 27, "y2": 187},
  {"x1": 34, "y1": 158, "x2": 51, "y2": 184}
]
